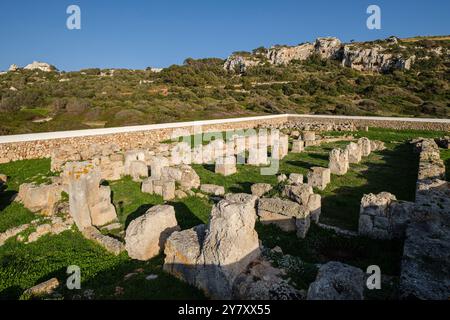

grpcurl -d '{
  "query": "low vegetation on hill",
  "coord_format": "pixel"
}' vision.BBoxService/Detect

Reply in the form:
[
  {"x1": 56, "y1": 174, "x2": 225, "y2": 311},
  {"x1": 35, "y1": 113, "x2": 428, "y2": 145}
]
[{"x1": 0, "y1": 36, "x2": 448, "y2": 135}]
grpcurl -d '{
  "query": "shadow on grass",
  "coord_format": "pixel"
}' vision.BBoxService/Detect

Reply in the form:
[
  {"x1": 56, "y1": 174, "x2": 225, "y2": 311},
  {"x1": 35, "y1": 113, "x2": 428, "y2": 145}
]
[{"x1": 319, "y1": 143, "x2": 418, "y2": 230}]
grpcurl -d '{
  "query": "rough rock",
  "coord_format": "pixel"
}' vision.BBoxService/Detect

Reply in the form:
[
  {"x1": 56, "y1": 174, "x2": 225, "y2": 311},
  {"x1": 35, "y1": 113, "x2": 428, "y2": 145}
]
[
  {"x1": 307, "y1": 167, "x2": 331, "y2": 190},
  {"x1": 358, "y1": 137, "x2": 371, "y2": 157},
  {"x1": 257, "y1": 198, "x2": 308, "y2": 232},
  {"x1": 215, "y1": 156, "x2": 237, "y2": 176},
  {"x1": 82, "y1": 226, "x2": 125, "y2": 255},
  {"x1": 129, "y1": 160, "x2": 148, "y2": 181},
  {"x1": 307, "y1": 261, "x2": 365, "y2": 300},
  {"x1": 161, "y1": 165, "x2": 200, "y2": 190},
  {"x1": 200, "y1": 184, "x2": 225, "y2": 196},
  {"x1": 288, "y1": 173, "x2": 303, "y2": 185},
  {"x1": 328, "y1": 148, "x2": 349, "y2": 175},
  {"x1": 23, "y1": 278, "x2": 60, "y2": 297},
  {"x1": 125, "y1": 205, "x2": 180, "y2": 260},
  {"x1": 370, "y1": 140, "x2": 386, "y2": 152},
  {"x1": 250, "y1": 183, "x2": 273, "y2": 197},
  {"x1": 283, "y1": 184, "x2": 314, "y2": 205},
  {"x1": 345, "y1": 142, "x2": 362, "y2": 164},
  {"x1": 291, "y1": 139, "x2": 305, "y2": 153},
  {"x1": 17, "y1": 183, "x2": 62, "y2": 215},
  {"x1": 307, "y1": 194, "x2": 321, "y2": 223},
  {"x1": 24, "y1": 61, "x2": 56, "y2": 72}
]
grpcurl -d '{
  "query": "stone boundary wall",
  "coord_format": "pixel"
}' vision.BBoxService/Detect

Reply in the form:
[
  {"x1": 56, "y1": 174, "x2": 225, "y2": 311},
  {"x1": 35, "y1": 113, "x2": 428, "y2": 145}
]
[
  {"x1": 287, "y1": 115, "x2": 450, "y2": 131},
  {"x1": 0, "y1": 115, "x2": 288, "y2": 163},
  {"x1": 0, "y1": 114, "x2": 449, "y2": 163}
]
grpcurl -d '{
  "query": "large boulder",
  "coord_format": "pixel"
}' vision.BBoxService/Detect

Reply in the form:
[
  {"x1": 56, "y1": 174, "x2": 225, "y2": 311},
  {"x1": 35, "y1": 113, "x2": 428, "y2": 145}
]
[
  {"x1": 125, "y1": 205, "x2": 180, "y2": 260},
  {"x1": 199, "y1": 193, "x2": 260, "y2": 299},
  {"x1": 307, "y1": 261, "x2": 365, "y2": 300},
  {"x1": 17, "y1": 183, "x2": 62, "y2": 215}
]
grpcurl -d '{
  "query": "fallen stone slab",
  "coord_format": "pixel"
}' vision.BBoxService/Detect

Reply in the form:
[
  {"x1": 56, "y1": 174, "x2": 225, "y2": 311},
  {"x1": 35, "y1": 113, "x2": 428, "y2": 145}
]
[
  {"x1": 257, "y1": 198, "x2": 309, "y2": 232},
  {"x1": 17, "y1": 183, "x2": 62, "y2": 216},
  {"x1": 200, "y1": 184, "x2": 225, "y2": 196},
  {"x1": 283, "y1": 184, "x2": 313, "y2": 205},
  {"x1": 23, "y1": 278, "x2": 60, "y2": 298},
  {"x1": 83, "y1": 226, "x2": 125, "y2": 256}
]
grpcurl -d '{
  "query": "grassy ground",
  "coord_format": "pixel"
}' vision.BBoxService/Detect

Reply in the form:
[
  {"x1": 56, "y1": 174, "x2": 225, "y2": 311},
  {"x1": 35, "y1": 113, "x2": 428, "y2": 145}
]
[{"x1": 0, "y1": 128, "x2": 448, "y2": 299}]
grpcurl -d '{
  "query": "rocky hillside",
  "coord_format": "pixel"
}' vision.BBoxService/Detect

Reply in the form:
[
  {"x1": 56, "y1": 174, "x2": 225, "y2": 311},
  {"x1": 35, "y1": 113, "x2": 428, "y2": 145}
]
[
  {"x1": 0, "y1": 35, "x2": 449, "y2": 135},
  {"x1": 224, "y1": 36, "x2": 443, "y2": 73}
]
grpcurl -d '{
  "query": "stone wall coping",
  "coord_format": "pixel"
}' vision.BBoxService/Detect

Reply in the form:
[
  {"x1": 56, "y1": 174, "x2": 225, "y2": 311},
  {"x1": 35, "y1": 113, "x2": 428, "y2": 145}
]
[{"x1": 0, "y1": 113, "x2": 448, "y2": 144}]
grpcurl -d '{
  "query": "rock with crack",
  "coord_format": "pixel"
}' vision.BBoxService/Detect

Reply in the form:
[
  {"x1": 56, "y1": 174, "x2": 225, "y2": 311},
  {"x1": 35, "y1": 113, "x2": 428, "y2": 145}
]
[
  {"x1": 164, "y1": 193, "x2": 261, "y2": 299},
  {"x1": 17, "y1": 183, "x2": 62, "y2": 215},
  {"x1": 291, "y1": 139, "x2": 305, "y2": 153},
  {"x1": 257, "y1": 198, "x2": 310, "y2": 235},
  {"x1": 250, "y1": 183, "x2": 273, "y2": 197},
  {"x1": 64, "y1": 161, "x2": 117, "y2": 230},
  {"x1": 328, "y1": 148, "x2": 349, "y2": 175},
  {"x1": 161, "y1": 165, "x2": 200, "y2": 191},
  {"x1": 283, "y1": 184, "x2": 314, "y2": 205},
  {"x1": 358, "y1": 137, "x2": 371, "y2": 157},
  {"x1": 83, "y1": 226, "x2": 125, "y2": 255},
  {"x1": 307, "y1": 261, "x2": 365, "y2": 300},
  {"x1": 125, "y1": 205, "x2": 180, "y2": 260},
  {"x1": 23, "y1": 278, "x2": 60, "y2": 298},
  {"x1": 345, "y1": 142, "x2": 362, "y2": 164},
  {"x1": 307, "y1": 167, "x2": 331, "y2": 190}
]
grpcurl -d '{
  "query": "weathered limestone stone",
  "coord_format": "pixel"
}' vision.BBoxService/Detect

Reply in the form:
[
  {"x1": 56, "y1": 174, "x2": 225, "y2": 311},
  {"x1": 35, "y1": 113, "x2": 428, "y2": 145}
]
[
  {"x1": 175, "y1": 190, "x2": 188, "y2": 199},
  {"x1": 24, "y1": 278, "x2": 60, "y2": 297},
  {"x1": 277, "y1": 174, "x2": 288, "y2": 183},
  {"x1": 291, "y1": 139, "x2": 305, "y2": 153},
  {"x1": 82, "y1": 226, "x2": 125, "y2": 255},
  {"x1": 51, "y1": 145, "x2": 81, "y2": 172},
  {"x1": 233, "y1": 259, "x2": 302, "y2": 300},
  {"x1": 215, "y1": 155, "x2": 237, "y2": 176},
  {"x1": 125, "y1": 205, "x2": 180, "y2": 260},
  {"x1": 257, "y1": 198, "x2": 309, "y2": 233},
  {"x1": 65, "y1": 162, "x2": 117, "y2": 230},
  {"x1": 328, "y1": 148, "x2": 349, "y2": 175},
  {"x1": 200, "y1": 184, "x2": 225, "y2": 196},
  {"x1": 163, "y1": 225, "x2": 206, "y2": 285},
  {"x1": 17, "y1": 183, "x2": 62, "y2": 215},
  {"x1": 247, "y1": 135, "x2": 268, "y2": 165},
  {"x1": 370, "y1": 140, "x2": 386, "y2": 152},
  {"x1": 0, "y1": 224, "x2": 30, "y2": 246},
  {"x1": 164, "y1": 194, "x2": 261, "y2": 299},
  {"x1": 148, "y1": 155, "x2": 170, "y2": 179},
  {"x1": 307, "y1": 194, "x2": 321, "y2": 223},
  {"x1": 400, "y1": 219, "x2": 450, "y2": 300},
  {"x1": 345, "y1": 142, "x2": 362, "y2": 164},
  {"x1": 358, "y1": 192, "x2": 398, "y2": 239},
  {"x1": 141, "y1": 178, "x2": 154, "y2": 194},
  {"x1": 90, "y1": 186, "x2": 117, "y2": 226},
  {"x1": 199, "y1": 194, "x2": 260, "y2": 299},
  {"x1": 170, "y1": 142, "x2": 192, "y2": 165},
  {"x1": 129, "y1": 160, "x2": 148, "y2": 181},
  {"x1": 307, "y1": 167, "x2": 331, "y2": 190},
  {"x1": 283, "y1": 184, "x2": 313, "y2": 205},
  {"x1": 250, "y1": 183, "x2": 273, "y2": 197},
  {"x1": 0, "y1": 174, "x2": 7, "y2": 184},
  {"x1": 358, "y1": 137, "x2": 371, "y2": 157},
  {"x1": 153, "y1": 179, "x2": 176, "y2": 200},
  {"x1": 124, "y1": 150, "x2": 146, "y2": 175},
  {"x1": 302, "y1": 131, "x2": 316, "y2": 141},
  {"x1": 161, "y1": 165, "x2": 200, "y2": 191},
  {"x1": 288, "y1": 173, "x2": 303, "y2": 185},
  {"x1": 307, "y1": 261, "x2": 365, "y2": 300}
]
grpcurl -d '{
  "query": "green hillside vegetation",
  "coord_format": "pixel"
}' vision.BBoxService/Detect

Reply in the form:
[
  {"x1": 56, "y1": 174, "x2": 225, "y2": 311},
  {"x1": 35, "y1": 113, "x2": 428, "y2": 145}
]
[{"x1": 0, "y1": 37, "x2": 449, "y2": 135}]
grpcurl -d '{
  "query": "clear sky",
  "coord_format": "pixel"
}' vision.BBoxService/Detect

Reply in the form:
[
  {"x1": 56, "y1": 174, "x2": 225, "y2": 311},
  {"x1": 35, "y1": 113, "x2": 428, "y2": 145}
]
[{"x1": 0, "y1": 0, "x2": 449, "y2": 71}]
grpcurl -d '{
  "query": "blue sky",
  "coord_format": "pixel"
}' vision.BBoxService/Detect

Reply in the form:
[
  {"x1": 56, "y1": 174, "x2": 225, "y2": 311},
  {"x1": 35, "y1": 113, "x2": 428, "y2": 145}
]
[{"x1": 0, "y1": 0, "x2": 449, "y2": 71}]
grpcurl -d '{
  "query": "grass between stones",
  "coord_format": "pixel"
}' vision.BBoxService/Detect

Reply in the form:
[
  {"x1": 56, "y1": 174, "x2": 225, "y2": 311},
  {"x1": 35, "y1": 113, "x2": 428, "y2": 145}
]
[{"x1": 0, "y1": 128, "x2": 448, "y2": 299}]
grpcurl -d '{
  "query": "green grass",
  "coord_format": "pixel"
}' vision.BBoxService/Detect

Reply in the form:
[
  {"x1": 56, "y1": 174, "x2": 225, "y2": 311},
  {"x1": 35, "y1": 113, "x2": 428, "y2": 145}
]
[{"x1": 0, "y1": 128, "x2": 448, "y2": 300}]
